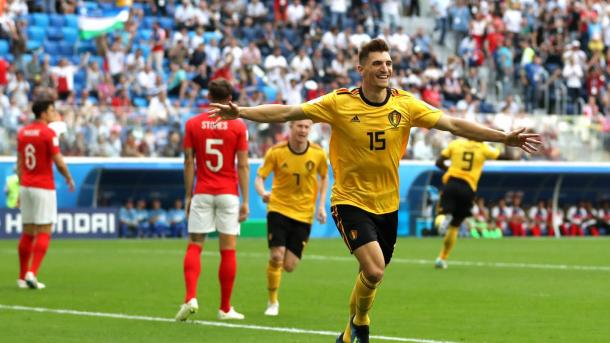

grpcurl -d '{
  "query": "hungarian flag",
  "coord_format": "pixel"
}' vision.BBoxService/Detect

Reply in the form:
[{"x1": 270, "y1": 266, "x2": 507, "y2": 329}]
[{"x1": 78, "y1": 9, "x2": 129, "y2": 40}]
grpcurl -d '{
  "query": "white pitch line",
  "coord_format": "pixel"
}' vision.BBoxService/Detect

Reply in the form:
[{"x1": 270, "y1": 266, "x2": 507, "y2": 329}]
[
  {"x1": 1, "y1": 248, "x2": 610, "y2": 272},
  {"x1": 0, "y1": 304, "x2": 458, "y2": 343}
]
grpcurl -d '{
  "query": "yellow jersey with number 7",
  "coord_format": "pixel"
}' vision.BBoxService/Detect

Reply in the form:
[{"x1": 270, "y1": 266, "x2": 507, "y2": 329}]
[{"x1": 301, "y1": 88, "x2": 441, "y2": 214}]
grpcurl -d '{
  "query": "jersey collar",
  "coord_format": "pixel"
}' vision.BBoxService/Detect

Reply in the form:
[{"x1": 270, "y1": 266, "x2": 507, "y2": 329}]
[
  {"x1": 358, "y1": 87, "x2": 391, "y2": 107},
  {"x1": 288, "y1": 141, "x2": 310, "y2": 155}
]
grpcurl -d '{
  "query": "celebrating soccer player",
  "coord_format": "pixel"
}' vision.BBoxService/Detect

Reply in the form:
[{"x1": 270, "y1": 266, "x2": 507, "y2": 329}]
[
  {"x1": 433, "y1": 138, "x2": 500, "y2": 269},
  {"x1": 255, "y1": 119, "x2": 329, "y2": 316},
  {"x1": 209, "y1": 39, "x2": 541, "y2": 342},
  {"x1": 175, "y1": 79, "x2": 250, "y2": 321},
  {"x1": 16, "y1": 99, "x2": 75, "y2": 290}
]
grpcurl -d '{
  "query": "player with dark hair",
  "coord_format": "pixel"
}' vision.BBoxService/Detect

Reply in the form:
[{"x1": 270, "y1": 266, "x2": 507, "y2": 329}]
[
  {"x1": 17, "y1": 100, "x2": 75, "y2": 289},
  {"x1": 210, "y1": 38, "x2": 541, "y2": 342},
  {"x1": 175, "y1": 79, "x2": 250, "y2": 321},
  {"x1": 433, "y1": 138, "x2": 500, "y2": 269},
  {"x1": 255, "y1": 119, "x2": 329, "y2": 316}
]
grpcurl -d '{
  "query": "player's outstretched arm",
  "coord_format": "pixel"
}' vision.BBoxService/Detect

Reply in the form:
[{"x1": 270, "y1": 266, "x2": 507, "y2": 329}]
[
  {"x1": 433, "y1": 115, "x2": 542, "y2": 153},
  {"x1": 52, "y1": 153, "x2": 75, "y2": 191},
  {"x1": 208, "y1": 102, "x2": 307, "y2": 123}
]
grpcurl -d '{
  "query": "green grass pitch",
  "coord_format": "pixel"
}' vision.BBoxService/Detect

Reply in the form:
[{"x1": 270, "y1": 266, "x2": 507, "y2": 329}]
[{"x1": 1, "y1": 237, "x2": 609, "y2": 342}]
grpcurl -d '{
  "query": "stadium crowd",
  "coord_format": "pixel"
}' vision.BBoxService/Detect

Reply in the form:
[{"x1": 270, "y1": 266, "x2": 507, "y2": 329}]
[{"x1": 0, "y1": 0, "x2": 609, "y2": 160}]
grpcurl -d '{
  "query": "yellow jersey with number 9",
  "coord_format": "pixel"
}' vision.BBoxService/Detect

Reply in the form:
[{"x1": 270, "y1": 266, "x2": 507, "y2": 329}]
[
  {"x1": 301, "y1": 88, "x2": 441, "y2": 214},
  {"x1": 257, "y1": 141, "x2": 328, "y2": 224},
  {"x1": 441, "y1": 138, "x2": 500, "y2": 191}
]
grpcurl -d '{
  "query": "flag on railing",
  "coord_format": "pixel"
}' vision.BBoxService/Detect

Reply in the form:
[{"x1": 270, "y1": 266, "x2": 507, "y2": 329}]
[{"x1": 78, "y1": 9, "x2": 129, "y2": 40}]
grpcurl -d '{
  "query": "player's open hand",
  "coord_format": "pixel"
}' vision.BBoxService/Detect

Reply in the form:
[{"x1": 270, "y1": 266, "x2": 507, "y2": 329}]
[
  {"x1": 208, "y1": 101, "x2": 240, "y2": 122},
  {"x1": 505, "y1": 128, "x2": 542, "y2": 153},
  {"x1": 239, "y1": 203, "x2": 249, "y2": 222},
  {"x1": 317, "y1": 207, "x2": 327, "y2": 224}
]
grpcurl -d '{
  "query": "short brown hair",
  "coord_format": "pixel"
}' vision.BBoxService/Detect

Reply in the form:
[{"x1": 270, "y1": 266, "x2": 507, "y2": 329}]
[
  {"x1": 32, "y1": 100, "x2": 54, "y2": 119},
  {"x1": 358, "y1": 38, "x2": 390, "y2": 65},
  {"x1": 208, "y1": 79, "x2": 233, "y2": 103}
]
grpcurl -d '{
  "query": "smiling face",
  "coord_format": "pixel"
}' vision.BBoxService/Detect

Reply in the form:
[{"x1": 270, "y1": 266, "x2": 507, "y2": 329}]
[{"x1": 358, "y1": 51, "x2": 393, "y2": 90}]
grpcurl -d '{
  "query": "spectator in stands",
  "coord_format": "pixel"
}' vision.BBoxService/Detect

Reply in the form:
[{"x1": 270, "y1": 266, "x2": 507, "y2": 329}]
[
  {"x1": 247, "y1": 0, "x2": 268, "y2": 24},
  {"x1": 122, "y1": 130, "x2": 143, "y2": 157},
  {"x1": 168, "y1": 198, "x2": 187, "y2": 238},
  {"x1": 151, "y1": 22, "x2": 166, "y2": 72},
  {"x1": 7, "y1": 70, "x2": 29, "y2": 109},
  {"x1": 135, "y1": 64, "x2": 157, "y2": 97},
  {"x1": 119, "y1": 199, "x2": 138, "y2": 238},
  {"x1": 50, "y1": 56, "x2": 86, "y2": 101},
  {"x1": 175, "y1": 0, "x2": 196, "y2": 30},
  {"x1": 162, "y1": 131, "x2": 182, "y2": 158}
]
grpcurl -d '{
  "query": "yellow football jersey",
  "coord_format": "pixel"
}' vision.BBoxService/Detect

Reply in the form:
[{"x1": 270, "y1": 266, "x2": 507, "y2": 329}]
[
  {"x1": 441, "y1": 138, "x2": 500, "y2": 191},
  {"x1": 301, "y1": 88, "x2": 442, "y2": 214},
  {"x1": 257, "y1": 141, "x2": 328, "y2": 224}
]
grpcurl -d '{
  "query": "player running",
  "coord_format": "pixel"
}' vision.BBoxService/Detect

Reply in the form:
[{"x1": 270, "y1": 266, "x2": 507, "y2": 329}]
[
  {"x1": 175, "y1": 79, "x2": 249, "y2": 321},
  {"x1": 16, "y1": 99, "x2": 75, "y2": 290},
  {"x1": 209, "y1": 39, "x2": 541, "y2": 343},
  {"x1": 434, "y1": 138, "x2": 500, "y2": 269},
  {"x1": 255, "y1": 119, "x2": 329, "y2": 316}
]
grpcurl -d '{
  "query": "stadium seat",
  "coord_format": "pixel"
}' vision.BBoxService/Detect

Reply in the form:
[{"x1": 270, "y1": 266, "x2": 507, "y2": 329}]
[
  {"x1": 27, "y1": 26, "x2": 46, "y2": 42},
  {"x1": 50, "y1": 14, "x2": 65, "y2": 27},
  {"x1": 0, "y1": 40, "x2": 9, "y2": 55},
  {"x1": 77, "y1": 40, "x2": 97, "y2": 54},
  {"x1": 159, "y1": 17, "x2": 174, "y2": 30},
  {"x1": 46, "y1": 27, "x2": 63, "y2": 41},
  {"x1": 62, "y1": 27, "x2": 79, "y2": 44},
  {"x1": 204, "y1": 31, "x2": 222, "y2": 43},
  {"x1": 26, "y1": 40, "x2": 42, "y2": 51},
  {"x1": 138, "y1": 29, "x2": 153, "y2": 42},
  {"x1": 59, "y1": 41, "x2": 75, "y2": 56},
  {"x1": 70, "y1": 55, "x2": 81, "y2": 65},
  {"x1": 263, "y1": 85, "x2": 277, "y2": 102},
  {"x1": 143, "y1": 17, "x2": 155, "y2": 29},
  {"x1": 32, "y1": 13, "x2": 50, "y2": 27},
  {"x1": 43, "y1": 41, "x2": 60, "y2": 56},
  {"x1": 83, "y1": 1, "x2": 99, "y2": 13},
  {"x1": 64, "y1": 14, "x2": 79, "y2": 29}
]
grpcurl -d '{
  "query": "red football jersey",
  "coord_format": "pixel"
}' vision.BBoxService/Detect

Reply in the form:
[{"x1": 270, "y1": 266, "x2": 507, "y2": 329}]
[
  {"x1": 183, "y1": 112, "x2": 248, "y2": 195},
  {"x1": 17, "y1": 121, "x2": 60, "y2": 190}
]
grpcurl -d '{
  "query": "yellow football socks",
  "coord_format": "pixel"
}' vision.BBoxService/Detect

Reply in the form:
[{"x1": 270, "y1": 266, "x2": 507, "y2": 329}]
[
  {"x1": 352, "y1": 271, "x2": 379, "y2": 326},
  {"x1": 266, "y1": 260, "x2": 282, "y2": 304},
  {"x1": 440, "y1": 225, "x2": 459, "y2": 260}
]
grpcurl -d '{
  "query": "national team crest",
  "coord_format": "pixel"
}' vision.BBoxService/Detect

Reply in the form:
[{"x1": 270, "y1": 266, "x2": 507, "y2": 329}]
[
  {"x1": 388, "y1": 110, "x2": 402, "y2": 128},
  {"x1": 305, "y1": 160, "x2": 314, "y2": 171}
]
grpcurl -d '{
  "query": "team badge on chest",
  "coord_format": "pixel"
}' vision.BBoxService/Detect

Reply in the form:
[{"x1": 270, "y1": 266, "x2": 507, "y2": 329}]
[{"x1": 388, "y1": 110, "x2": 402, "y2": 128}]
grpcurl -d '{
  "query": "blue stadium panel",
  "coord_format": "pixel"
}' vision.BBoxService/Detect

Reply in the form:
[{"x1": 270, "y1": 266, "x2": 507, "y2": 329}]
[
  {"x1": 46, "y1": 27, "x2": 63, "y2": 41},
  {"x1": 43, "y1": 41, "x2": 60, "y2": 56}
]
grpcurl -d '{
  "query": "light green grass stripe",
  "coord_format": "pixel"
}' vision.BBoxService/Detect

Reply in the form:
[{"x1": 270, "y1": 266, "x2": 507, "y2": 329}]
[{"x1": 0, "y1": 304, "x2": 458, "y2": 343}]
